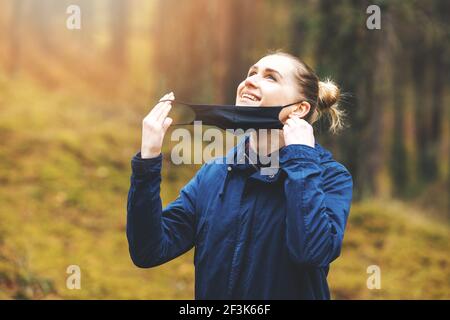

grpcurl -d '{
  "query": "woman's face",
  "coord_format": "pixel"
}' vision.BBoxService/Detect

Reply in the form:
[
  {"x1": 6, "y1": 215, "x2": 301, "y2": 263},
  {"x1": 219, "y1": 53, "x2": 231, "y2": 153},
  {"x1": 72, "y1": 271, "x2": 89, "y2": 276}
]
[{"x1": 235, "y1": 54, "x2": 301, "y2": 107}]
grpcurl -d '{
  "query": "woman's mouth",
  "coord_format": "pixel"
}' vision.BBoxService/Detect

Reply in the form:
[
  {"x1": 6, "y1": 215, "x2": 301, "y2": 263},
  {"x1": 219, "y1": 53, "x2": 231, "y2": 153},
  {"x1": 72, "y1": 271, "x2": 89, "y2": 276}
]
[{"x1": 240, "y1": 92, "x2": 261, "y2": 105}]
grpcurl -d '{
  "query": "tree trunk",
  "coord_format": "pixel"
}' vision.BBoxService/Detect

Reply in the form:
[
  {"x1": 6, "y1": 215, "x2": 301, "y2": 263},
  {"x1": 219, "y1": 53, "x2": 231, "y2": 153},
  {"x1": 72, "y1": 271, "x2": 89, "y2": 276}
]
[
  {"x1": 7, "y1": 0, "x2": 24, "y2": 76},
  {"x1": 109, "y1": 0, "x2": 128, "y2": 72}
]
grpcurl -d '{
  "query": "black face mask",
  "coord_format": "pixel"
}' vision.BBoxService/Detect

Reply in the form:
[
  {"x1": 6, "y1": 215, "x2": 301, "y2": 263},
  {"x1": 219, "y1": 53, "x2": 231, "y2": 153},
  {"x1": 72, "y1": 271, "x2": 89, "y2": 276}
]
[{"x1": 159, "y1": 100, "x2": 311, "y2": 130}]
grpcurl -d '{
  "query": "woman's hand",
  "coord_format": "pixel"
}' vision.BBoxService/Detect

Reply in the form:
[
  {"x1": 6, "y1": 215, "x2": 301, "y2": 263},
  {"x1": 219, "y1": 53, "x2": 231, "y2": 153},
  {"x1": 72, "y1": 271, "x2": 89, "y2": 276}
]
[
  {"x1": 283, "y1": 114, "x2": 315, "y2": 148},
  {"x1": 141, "y1": 92, "x2": 174, "y2": 159}
]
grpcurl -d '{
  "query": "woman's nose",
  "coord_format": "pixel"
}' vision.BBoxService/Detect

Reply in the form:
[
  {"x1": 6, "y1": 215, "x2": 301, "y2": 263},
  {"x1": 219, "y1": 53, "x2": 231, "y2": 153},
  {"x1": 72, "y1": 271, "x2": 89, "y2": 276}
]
[{"x1": 244, "y1": 75, "x2": 259, "y2": 88}]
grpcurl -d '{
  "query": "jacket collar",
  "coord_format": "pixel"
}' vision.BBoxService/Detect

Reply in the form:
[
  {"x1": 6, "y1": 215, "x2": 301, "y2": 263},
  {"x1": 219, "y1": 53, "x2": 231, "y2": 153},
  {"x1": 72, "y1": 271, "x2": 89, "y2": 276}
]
[
  {"x1": 225, "y1": 135, "x2": 329, "y2": 168},
  {"x1": 218, "y1": 136, "x2": 332, "y2": 197},
  {"x1": 222, "y1": 135, "x2": 330, "y2": 183}
]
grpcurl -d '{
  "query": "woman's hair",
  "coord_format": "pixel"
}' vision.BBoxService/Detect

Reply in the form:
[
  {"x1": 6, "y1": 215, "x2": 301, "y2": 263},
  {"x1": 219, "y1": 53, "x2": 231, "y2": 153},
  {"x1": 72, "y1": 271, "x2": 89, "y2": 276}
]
[{"x1": 267, "y1": 50, "x2": 346, "y2": 134}]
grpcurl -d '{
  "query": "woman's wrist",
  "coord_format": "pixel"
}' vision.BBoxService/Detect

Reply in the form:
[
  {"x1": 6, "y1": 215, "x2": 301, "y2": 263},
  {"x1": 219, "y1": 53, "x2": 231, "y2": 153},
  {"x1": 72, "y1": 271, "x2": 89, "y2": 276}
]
[{"x1": 141, "y1": 147, "x2": 161, "y2": 159}]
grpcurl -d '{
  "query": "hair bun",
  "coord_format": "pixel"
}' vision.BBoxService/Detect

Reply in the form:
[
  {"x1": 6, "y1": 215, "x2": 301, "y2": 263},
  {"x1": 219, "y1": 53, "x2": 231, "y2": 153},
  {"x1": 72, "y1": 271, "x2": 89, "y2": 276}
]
[{"x1": 318, "y1": 79, "x2": 340, "y2": 110}]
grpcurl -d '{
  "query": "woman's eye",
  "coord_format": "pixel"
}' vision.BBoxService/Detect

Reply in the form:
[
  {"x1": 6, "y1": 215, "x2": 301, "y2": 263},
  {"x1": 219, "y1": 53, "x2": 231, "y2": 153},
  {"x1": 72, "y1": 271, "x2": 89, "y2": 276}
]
[{"x1": 247, "y1": 72, "x2": 276, "y2": 81}]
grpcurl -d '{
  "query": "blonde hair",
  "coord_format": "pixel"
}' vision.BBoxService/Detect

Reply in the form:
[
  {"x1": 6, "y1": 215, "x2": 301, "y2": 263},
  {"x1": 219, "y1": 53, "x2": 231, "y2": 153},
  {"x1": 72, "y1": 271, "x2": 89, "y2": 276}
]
[
  {"x1": 317, "y1": 78, "x2": 346, "y2": 134},
  {"x1": 268, "y1": 50, "x2": 347, "y2": 134}
]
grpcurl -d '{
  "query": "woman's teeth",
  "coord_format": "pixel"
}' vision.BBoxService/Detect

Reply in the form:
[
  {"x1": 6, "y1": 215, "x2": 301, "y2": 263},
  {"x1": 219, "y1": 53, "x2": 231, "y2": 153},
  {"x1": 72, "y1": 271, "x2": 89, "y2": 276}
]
[{"x1": 242, "y1": 93, "x2": 259, "y2": 101}]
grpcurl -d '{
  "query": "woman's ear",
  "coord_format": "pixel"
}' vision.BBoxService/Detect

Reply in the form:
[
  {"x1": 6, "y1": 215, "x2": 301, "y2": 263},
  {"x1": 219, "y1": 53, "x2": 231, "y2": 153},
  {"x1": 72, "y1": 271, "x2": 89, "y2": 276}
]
[
  {"x1": 291, "y1": 101, "x2": 311, "y2": 118},
  {"x1": 278, "y1": 101, "x2": 311, "y2": 123}
]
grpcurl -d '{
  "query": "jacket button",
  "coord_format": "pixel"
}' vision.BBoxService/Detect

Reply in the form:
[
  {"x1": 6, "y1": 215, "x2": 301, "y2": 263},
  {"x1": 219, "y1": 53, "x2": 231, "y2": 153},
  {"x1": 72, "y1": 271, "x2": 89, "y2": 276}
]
[{"x1": 227, "y1": 166, "x2": 232, "y2": 171}]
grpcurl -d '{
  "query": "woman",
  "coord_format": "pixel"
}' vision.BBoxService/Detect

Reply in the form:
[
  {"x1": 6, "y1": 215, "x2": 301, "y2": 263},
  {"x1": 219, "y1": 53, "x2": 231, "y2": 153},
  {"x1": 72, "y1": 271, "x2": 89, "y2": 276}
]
[{"x1": 127, "y1": 51, "x2": 353, "y2": 299}]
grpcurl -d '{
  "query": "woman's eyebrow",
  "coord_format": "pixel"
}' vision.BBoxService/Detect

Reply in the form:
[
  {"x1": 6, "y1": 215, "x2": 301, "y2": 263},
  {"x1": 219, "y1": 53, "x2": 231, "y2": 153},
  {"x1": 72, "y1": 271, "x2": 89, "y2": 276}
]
[{"x1": 248, "y1": 65, "x2": 283, "y2": 78}]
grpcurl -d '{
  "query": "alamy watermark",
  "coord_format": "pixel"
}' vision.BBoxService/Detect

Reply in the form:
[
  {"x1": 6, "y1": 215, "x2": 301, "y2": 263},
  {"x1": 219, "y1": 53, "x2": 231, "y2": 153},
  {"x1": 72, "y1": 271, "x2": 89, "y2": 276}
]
[
  {"x1": 366, "y1": 5, "x2": 381, "y2": 30},
  {"x1": 366, "y1": 265, "x2": 381, "y2": 290},
  {"x1": 169, "y1": 122, "x2": 281, "y2": 176},
  {"x1": 66, "y1": 265, "x2": 81, "y2": 290},
  {"x1": 66, "y1": 5, "x2": 81, "y2": 30}
]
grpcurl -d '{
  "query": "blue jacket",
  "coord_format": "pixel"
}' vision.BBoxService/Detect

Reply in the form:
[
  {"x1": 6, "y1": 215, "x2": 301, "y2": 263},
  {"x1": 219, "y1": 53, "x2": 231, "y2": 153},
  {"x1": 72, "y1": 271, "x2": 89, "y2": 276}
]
[{"x1": 127, "y1": 139, "x2": 353, "y2": 299}]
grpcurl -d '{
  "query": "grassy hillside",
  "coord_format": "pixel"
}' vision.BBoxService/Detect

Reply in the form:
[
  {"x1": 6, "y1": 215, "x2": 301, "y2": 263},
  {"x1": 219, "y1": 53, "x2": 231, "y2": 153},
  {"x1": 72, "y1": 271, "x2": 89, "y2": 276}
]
[
  {"x1": 329, "y1": 201, "x2": 449, "y2": 299},
  {"x1": 0, "y1": 77, "x2": 448, "y2": 299}
]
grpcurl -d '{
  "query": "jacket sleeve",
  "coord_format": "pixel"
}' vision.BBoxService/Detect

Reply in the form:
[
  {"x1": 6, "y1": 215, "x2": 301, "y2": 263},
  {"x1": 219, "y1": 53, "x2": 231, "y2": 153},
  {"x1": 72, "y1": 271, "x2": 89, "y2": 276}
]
[
  {"x1": 280, "y1": 144, "x2": 353, "y2": 268},
  {"x1": 126, "y1": 152, "x2": 203, "y2": 268}
]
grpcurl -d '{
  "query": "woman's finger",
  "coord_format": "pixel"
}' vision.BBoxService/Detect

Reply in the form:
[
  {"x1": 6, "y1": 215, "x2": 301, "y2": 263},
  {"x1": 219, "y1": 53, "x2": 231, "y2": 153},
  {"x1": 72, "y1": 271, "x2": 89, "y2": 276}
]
[
  {"x1": 283, "y1": 123, "x2": 292, "y2": 134},
  {"x1": 290, "y1": 115, "x2": 310, "y2": 129},
  {"x1": 148, "y1": 93, "x2": 170, "y2": 119},
  {"x1": 285, "y1": 118, "x2": 295, "y2": 127},
  {"x1": 290, "y1": 115, "x2": 303, "y2": 126},
  {"x1": 162, "y1": 117, "x2": 173, "y2": 133},
  {"x1": 159, "y1": 92, "x2": 174, "y2": 104},
  {"x1": 157, "y1": 93, "x2": 175, "y2": 122},
  {"x1": 157, "y1": 102, "x2": 173, "y2": 123}
]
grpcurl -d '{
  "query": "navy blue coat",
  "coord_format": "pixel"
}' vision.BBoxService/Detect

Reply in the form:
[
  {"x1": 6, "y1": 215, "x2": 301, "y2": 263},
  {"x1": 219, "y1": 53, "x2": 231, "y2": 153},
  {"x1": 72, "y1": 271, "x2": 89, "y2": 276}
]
[{"x1": 127, "y1": 138, "x2": 353, "y2": 299}]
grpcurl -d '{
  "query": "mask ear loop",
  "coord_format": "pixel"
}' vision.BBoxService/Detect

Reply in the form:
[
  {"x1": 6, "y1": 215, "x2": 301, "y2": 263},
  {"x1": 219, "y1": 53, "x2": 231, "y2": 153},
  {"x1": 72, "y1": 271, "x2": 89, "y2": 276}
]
[{"x1": 281, "y1": 100, "x2": 316, "y2": 122}]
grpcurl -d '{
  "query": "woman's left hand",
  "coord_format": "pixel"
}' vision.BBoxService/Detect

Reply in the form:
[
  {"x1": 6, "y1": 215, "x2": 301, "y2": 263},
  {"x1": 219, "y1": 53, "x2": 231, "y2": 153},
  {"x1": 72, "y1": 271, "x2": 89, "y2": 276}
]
[{"x1": 283, "y1": 115, "x2": 315, "y2": 148}]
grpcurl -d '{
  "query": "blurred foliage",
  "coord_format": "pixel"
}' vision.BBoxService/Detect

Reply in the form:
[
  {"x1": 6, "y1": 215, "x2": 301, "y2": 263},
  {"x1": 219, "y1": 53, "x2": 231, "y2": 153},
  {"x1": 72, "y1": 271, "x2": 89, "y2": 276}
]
[{"x1": 0, "y1": 0, "x2": 448, "y2": 299}]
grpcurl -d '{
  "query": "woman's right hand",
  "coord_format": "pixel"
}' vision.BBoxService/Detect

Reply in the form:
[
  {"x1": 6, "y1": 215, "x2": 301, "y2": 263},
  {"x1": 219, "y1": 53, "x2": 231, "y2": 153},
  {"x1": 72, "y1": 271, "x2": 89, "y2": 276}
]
[{"x1": 140, "y1": 92, "x2": 174, "y2": 159}]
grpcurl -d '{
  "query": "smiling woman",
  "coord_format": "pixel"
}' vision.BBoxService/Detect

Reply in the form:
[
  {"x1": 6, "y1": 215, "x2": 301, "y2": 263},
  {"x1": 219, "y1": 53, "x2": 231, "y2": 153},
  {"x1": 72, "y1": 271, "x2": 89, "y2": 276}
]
[
  {"x1": 126, "y1": 50, "x2": 353, "y2": 300},
  {"x1": 236, "y1": 51, "x2": 345, "y2": 134}
]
